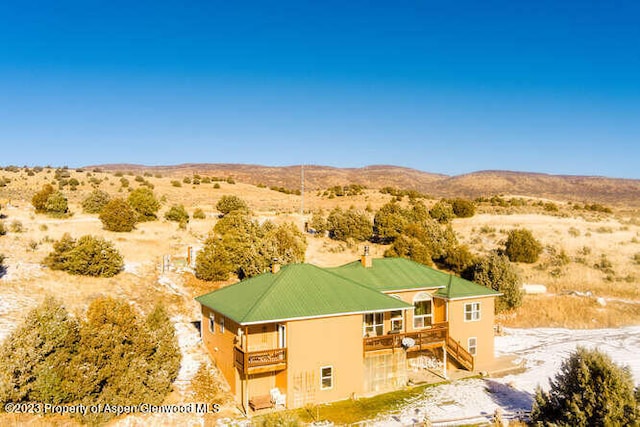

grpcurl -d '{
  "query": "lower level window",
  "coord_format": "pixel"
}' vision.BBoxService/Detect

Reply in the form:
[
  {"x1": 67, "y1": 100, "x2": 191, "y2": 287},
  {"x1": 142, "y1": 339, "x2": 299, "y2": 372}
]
[
  {"x1": 321, "y1": 366, "x2": 333, "y2": 390},
  {"x1": 468, "y1": 337, "x2": 477, "y2": 356}
]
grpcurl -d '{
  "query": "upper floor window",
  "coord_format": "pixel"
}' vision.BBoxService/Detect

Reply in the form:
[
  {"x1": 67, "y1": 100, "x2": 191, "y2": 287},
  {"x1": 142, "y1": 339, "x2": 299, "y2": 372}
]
[
  {"x1": 208, "y1": 313, "x2": 215, "y2": 333},
  {"x1": 363, "y1": 312, "x2": 383, "y2": 337},
  {"x1": 413, "y1": 292, "x2": 433, "y2": 329},
  {"x1": 464, "y1": 302, "x2": 481, "y2": 322},
  {"x1": 219, "y1": 316, "x2": 225, "y2": 333}
]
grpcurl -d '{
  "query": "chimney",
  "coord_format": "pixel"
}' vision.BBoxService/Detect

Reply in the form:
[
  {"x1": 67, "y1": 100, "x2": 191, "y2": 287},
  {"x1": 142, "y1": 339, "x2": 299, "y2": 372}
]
[
  {"x1": 271, "y1": 258, "x2": 281, "y2": 274},
  {"x1": 361, "y1": 246, "x2": 372, "y2": 268}
]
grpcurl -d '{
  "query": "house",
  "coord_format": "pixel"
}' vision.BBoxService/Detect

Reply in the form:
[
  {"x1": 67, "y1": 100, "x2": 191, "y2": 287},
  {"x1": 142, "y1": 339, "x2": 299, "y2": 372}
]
[{"x1": 195, "y1": 254, "x2": 500, "y2": 413}]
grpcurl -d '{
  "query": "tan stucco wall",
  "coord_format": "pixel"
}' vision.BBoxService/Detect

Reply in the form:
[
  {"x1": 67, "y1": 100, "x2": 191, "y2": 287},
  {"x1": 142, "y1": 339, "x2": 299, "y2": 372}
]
[
  {"x1": 388, "y1": 289, "x2": 446, "y2": 332},
  {"x1": 285, "y1": 314, "x2": 364, "y2": 408},
  {"x1": 446, "y1": 297, "x2": 496, "y2": 369},
  {"x1": 200, "y1": 306, "x2": 242, "y2": 394},
  {"x1": 247, "y1": 324, "x2": 278, "y2": 351}
]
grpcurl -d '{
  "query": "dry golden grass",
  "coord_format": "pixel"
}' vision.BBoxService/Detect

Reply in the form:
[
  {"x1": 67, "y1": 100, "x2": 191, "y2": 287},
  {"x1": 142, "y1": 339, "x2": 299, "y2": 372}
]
[
  {"x1": 499, "y1": 295, "x2": 640, "y2": 328},
  {"x1": 1, "y1": 167, "x2": 639, "y2": 336}
]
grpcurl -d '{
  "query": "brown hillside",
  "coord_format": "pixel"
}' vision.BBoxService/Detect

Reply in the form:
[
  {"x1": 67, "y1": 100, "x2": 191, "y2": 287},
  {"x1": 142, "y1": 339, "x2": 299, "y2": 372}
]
[{"x1": 87, "y1": 164, "x2": 640, "y2": 206}]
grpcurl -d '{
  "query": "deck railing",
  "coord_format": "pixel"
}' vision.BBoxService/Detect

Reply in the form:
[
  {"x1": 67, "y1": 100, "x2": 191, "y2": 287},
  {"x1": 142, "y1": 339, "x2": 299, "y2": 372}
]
[
  {"x1": 363, "y1": 322, "x2": 448, "y2": 352},
  {"x1": 234, "y1": 347, "x2": 287, "y2": 374}
]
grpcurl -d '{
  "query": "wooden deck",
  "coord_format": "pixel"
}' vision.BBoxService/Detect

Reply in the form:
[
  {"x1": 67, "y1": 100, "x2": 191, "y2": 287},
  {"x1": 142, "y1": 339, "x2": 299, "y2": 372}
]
[
  {"x1": 234, "y1": 347, "x2": 287, "y2": 374},
  {"x1": 363, "y1": 322, "x2": 448, "y2": 353}
]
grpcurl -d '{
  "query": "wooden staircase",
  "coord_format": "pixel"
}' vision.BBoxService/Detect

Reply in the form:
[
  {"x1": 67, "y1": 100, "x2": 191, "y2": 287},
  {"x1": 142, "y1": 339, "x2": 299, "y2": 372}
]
[{"x1": 446, "y1": 336, "x2": 474, "y2": 371}]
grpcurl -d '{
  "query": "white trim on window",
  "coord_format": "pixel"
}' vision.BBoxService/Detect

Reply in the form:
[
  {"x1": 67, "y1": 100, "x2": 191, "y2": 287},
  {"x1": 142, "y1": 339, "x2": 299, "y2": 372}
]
[
  {"x1": 219, "y1": 316, "x2": 225, "y2": 333},
  {"x1": 208, "y1": 313, "x2": 215, "y2": 334},
  {"x1": 468, "y1": 337, "x2": 477, "y2": 355},
  {"x1": 390, "y1": 310, "x2": 403, "y2": 332},
  {"x1": 413, "y1": 292, "x2": 433, "y2": 329},
  {"x1": 320, "y1": 366, "x2": 333, "y2": 390},
  {"x1": 464, "y1": 302, "x2": 481, "y2": 322},
  {"x1": 363, "y1": 312, "x2": 384, "y2": 337}
]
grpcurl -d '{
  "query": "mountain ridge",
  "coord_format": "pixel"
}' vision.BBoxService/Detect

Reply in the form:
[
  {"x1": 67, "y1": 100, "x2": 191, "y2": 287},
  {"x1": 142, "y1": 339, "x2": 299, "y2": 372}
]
[{"x1": 86, "y1": 163, "x2": 640, "y2": 206}]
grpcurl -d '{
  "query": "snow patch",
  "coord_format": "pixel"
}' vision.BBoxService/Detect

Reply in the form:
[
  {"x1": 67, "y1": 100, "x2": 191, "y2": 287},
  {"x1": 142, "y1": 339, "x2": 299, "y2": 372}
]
[{"x1": 374, "y1": 326, "x2": 640, "y2": 426}]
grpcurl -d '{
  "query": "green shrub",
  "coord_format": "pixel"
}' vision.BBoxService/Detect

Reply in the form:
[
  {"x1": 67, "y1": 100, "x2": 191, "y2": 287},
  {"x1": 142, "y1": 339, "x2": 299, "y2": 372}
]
[
  {"x1": 164, "y1": 204, "x2": 189, "y2": 223},
  {"x1": 171, "y1": 180, "x2": 182, "y2": 187},
  {"x1": 196, "y1": 213, "x2": 307, "y2": 280},
  {"x1": 504, "y1": 228, "x2": 543, "y2": 263},
  {"x1": 192, "y1": 208, "x2": 206, "y2": 219},
  {"x1": 81, "y1": 189, "x2": 111, "y2": 214},
  {"x1": 216, "y1": 195, "x2": 249, "y2": 216},
  {"x1": 532, "y1": 347, "x2": 638, "y2": 426},
  {"x1": 44, "y1": 234, "x2": 124, "y2": 277},
  {"x1": 310, "y1": 210, "x2": 327, "y2": 234},
  {"x1": 0, "y1": 222, "x2": 5, "y2": 236},
  {"x1": 44, "y1": 191, "x2": 70, "y2": 217},
  {"x1": 31, "y1": 184, "x2": 55, "y2": 212},
  {"x1": 442, "y1": 245, "x2": 475, "y2": 274},
  {"x1": 374, "y1": 202, "x2": 408, "y2": 242},
  {"x1": 450, "y1": 198, "x2": 476, "y2": 218},
  {"x1": 128, "y1": 187, "x2": 160, "y2": 221},
  {"x1": 384, "y1": 235, "x2": 433, "y2": 266},
  {"x1": 326, "y1": 207, "x2": 372, "y2": 242},
  {"x1": 469, "y1": 253, "x2": 522, "y2": 313},
  {"x1": 429, "y1": 200, "x2": 455, "y2": 224},
  {"x1": 195, "y1": 241, "x2": 233, "y2": 281},
  {"x1": 99, "y1": 198, "x2": 137, "y2": 232}
]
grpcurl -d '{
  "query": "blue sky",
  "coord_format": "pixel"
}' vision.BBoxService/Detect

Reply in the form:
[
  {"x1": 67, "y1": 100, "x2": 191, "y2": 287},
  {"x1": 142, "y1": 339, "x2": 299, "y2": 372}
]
[{"x1": 1, "y1": 1, "x2": 639, "y2": 178}]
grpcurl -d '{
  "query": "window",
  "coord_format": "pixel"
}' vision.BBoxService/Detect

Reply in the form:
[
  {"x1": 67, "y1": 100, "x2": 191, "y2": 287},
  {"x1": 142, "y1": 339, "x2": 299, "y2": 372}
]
[
  {"x1": 219, "y1": 316, "x2": 225, "y2": 334},
  {"x1": 363, "y1": 313, "x2": 383, "y2": 337},
  {"x1": 321, "y1": 366, "x2": 333, "y2": 390},
  {"x1": 413, "y1": 293, "x2": 433, "y2": 329},
  {"x1": 390, "y1": 310, "x2": 403, "y2": 332},
  {"x1": 208, "y1": 313, "x2": 215, "y2": 333},
  {"x1": 468, "y1": 337, "x2": 477, "y2": 355},
  {"x1": 464, "y1": 302, "x2": 481, "y2": 322}
]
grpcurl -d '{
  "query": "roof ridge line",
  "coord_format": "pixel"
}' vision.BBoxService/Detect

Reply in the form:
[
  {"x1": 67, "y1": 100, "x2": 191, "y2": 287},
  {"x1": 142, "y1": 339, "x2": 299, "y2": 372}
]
[
  {"x1": 324, "y1": 264, "x2": 414, "y2": 306},
  {"x1": 239, "y1": 264, "x2": 291, "y2": 323}
]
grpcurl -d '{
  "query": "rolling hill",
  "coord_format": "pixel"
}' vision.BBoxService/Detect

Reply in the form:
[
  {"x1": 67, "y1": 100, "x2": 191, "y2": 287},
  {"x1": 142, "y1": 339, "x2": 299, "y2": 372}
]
[{"x1": 88, "y1": 163, "x2": 640, "y2": 206}]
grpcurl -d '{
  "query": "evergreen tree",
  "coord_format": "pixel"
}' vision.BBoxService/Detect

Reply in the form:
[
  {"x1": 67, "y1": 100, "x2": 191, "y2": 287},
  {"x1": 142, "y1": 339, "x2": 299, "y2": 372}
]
[
  {"x1": 128, "y1": 187, "x2": 160, "y2": 221},
  {"x1": 504, "y1": 228, "x2": 543, "y2": 263},
  {"x1": 81, "y1": 189, "x2": 111, "y2": 214},
  {"x1": 532, "y1": 347, "x2": 638, "y2": 426},
  {"x1": 99, "y1": 198, "x2": 137, "y2": 232},
  {"x1": 469, "y1": 253, "x2": 522, "y2": 312}
]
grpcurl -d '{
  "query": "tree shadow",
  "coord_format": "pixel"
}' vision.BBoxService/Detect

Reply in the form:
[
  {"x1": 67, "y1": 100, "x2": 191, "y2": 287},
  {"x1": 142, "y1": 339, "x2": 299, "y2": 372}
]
[{"x1": 485, "y1": 379, "x2": 533, "y2": 415}]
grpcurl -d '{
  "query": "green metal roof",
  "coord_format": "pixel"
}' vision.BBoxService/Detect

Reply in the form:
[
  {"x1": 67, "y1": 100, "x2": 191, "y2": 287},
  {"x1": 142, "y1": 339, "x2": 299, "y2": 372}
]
[
  {"x1": 329, "y1": 258, "x2": 447, "y2": 291},
  {"x1": 331, "y1": 258, "x2": 500, "y2": 299},
  {"x1": 195, "y1": 263, "x2": 412, "y2": 325}
]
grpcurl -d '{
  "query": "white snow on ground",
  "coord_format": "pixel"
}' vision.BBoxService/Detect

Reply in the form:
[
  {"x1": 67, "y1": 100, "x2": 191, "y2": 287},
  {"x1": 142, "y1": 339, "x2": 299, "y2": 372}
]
[
  {"x1": 172, "y1": 317, "x2": 207, "y2": 398},
  {"x1": 373, "y1": 326, "x2": 640, "y2": 426},
  {"x1": 0, "y1": 293, "x2": 37, "y2": 343},
  {"x1": 0, "y1": 262, "x2": 43, "y2": 282}
]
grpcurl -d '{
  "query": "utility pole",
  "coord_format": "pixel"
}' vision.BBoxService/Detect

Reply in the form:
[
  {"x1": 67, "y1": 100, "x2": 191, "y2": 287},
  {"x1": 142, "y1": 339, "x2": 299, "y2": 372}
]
[{"x1": 300, "y1": 164, "x2": 304, "y2": 215}]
